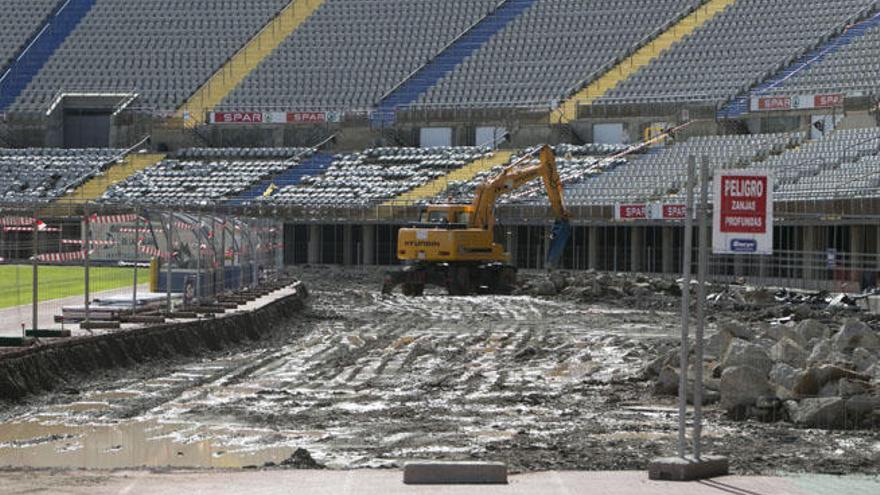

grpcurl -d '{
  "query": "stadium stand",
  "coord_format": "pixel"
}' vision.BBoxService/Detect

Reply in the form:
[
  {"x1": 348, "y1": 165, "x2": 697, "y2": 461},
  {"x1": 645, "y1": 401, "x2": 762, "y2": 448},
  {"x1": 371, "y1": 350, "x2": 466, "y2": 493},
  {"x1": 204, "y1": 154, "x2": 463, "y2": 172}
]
[
  {"x1": 374, "y1": 0, "x2": 537, "y2": 122},
  {"x1": 61, "y1": 152, "x2": 165, "y2": 203},
  {"x1": 760, "y1": 13, "x2": 880, "y2": 97},
  {"x1": 267, "y1": 147, "x2": 489, "y2": 206},
  {"x1": 416, "y1": 0, "x2": 702, "y2": 109},
  {"x1": 386, "y1": 150, "x2": 515, "y2": 205},
  {"x1": 600, "y1": 0, "x2": 877, "y2": 105},
  {"x1": 221, "y1": 0, "x2": 499, "y2": 111},
  {"x1": 721, "y1": 11, "x2": 880, "y2": 118},
  {"x1": 9, "y1": 0, "x2": 290, "y2": 113},
  {"x1": 561, "y1": 133, "x2": 801, "y2": 204},
  {"x1": 433, "y1": 144, "x2": 629, "y2": 205},
  {"x1": 0, "y1": 0, "x2": 96, "y2": 112},
  {"x1": 101, "y1": 151, "x2": 309, "y2": 205},
  {"x1": 228, "y1": 152, "x2": 335, "y2": 206},
  {"x1": 0, "y1": 0, "x2": 58, "y2": 70},
  {"x1": 179, "y1": 0, "x2": 325, "y2": 126},
  {"x1": 0, "y1": 148, "x2": 122, "y2": 201},
  {"x1": 767, "y1": 127, "x2": 880, "y2": 193}
]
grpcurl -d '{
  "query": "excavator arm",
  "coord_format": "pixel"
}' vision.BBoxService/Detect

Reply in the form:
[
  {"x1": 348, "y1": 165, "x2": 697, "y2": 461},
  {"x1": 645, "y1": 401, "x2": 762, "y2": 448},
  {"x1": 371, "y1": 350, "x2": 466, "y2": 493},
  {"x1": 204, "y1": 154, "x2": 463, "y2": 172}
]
[
  {"x1": 469, "y1": 145, "x2": 571, "y2": 268},
  {"x1": 470, "y1": 145, "x2": 569, "y2": 230}
]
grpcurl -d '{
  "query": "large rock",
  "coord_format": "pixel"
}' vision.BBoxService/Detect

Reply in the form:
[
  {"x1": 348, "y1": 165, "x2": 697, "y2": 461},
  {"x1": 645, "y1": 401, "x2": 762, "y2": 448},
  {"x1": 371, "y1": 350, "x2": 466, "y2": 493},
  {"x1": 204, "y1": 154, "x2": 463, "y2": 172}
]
[
  {"x1": 832, "y1": 320, "x2": 880, "y2": 354},
  {"x1": 792, "y1": 365, "x2": 871, "y2": 397},
  {"x1": 785, "y1": 397, "x2": 847, "y2": 429},
  {"x1": 720, "y1": 338, "x2": 772, "y2": 376},
  {"x1": 807, "y1": 339, "x2": 833, "y2": 366},
  {"x1": 770, "y1": 337, "x2": 809, "y2": 368},
  {"x1": 549, "y1": 272, "x2": 569, "y2": 292},
  {"x1": 717, "y1": 321, "x2": 754, "y2": 341},
  {"x1": 532, "y1": 280, "x2": 558, "y2": 297},
  {"x1": 720, "y1": 366, "x2": 773, "y2": 415},
  {"x1": 845, "y1": 394, "x2": 880, "y2": 420},
  {"x1": 769, "y1": 363, "x2": 802, "y2": 400},
  {"x1": 795, "y1": 319, "x2": 828, "y2": 343},
  {"x1": 852, "y1": 348, "x2": 877, "y2": 373},
  {"x1": 654, "y1": 365, "x2": 680, "y2": 395}
]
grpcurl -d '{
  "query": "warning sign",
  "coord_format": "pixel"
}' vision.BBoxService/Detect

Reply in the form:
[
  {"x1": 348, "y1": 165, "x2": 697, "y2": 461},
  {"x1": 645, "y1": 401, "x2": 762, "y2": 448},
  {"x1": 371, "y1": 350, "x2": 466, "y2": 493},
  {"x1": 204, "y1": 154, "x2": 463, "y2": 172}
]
[{"x1": 713, "y1": 171, "x2": 773, "y2": 255}]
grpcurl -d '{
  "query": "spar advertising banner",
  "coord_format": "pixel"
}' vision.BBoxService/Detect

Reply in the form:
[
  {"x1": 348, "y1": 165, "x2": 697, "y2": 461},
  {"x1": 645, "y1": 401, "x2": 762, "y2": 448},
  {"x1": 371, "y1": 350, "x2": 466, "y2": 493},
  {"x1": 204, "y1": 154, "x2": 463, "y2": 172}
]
[
  {"x1": 207, "y1": 111, "x2": 342, "y2": 124},
  {"x1": 614, "y1": 203, "x2": 688, "y2": 221},
  {"x1": 713, "y1": 171, "x2": 773, "y2": 255},
  {"x1": 750, "y1": 93, "x2": 844, "y2": 112}
]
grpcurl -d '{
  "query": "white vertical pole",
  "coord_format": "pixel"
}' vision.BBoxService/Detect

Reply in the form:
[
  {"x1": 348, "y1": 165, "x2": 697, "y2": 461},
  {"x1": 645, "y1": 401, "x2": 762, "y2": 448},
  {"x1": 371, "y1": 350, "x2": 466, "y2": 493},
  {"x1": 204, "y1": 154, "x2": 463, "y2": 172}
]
[
  {"x1": 677, "y1": 156, "x2": 696, "y2": 458},
  {"x1": 693, "y1": 156, "x2": 710, "y2": 459},
  {"x1": 132, "y1": 209, "x2": 139, "y2": 313},
  {"x1": 31, "y1": 209, "x2": 38, "y2": 336},
  {"x1": 84, "y1": 207, "x2": 91, "y2": 328},
  {"x1": 166, "y1": 213, "x2": 173, "y2": 314}
]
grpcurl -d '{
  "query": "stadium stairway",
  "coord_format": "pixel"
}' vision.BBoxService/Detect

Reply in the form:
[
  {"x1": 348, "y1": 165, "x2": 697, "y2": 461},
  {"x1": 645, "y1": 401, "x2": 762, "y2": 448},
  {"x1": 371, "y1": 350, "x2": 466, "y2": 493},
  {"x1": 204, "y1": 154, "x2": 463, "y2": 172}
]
[
  {"x1": 226, "y1": 152, "x2": 335, "y2": 205},
  {"x1": 0, "y1": 0, "x2": 96, "y2": 111},
  {"x1": 177, "y1": 0, "x2": 326, "y2": 127},
  {"x1": 59, "y1": 153, "x2": 166, "y2": 204},
  {"x1": 719, "y1": 11, "x2": 880, "y2": 119},
  {"x1": 372, "y1": 0, "x2": 538, "y2": 127},
  {"x1": 553, "y1": 0, "x2": 736, "y2": 124},
  {"x1": 383, "y1": 150, "x2": 514, "y2": 205}
]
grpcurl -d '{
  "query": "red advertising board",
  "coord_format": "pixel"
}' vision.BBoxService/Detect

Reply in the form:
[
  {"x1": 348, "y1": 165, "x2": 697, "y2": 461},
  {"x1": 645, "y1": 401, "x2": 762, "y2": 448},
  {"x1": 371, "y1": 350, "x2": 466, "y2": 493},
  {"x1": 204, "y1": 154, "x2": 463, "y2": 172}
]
[
  {"x1": 616, "y1": 204, "x2": 648, "y2": 221},
  {"x1": 287, "y1": 112, "x2": 326, "y2": 124},
  {"x1": 757, "y1": 96, "x2": 791, "y2": 111},
  {"x1": 211, "y1": 112, "x2": 263, "y2": 124},
  {"x1": 814, "y1": 93, "x2": 844, "y2": 108},
  {"x1": 661, "y1": 204, "x2": 687, "y2": 220}
]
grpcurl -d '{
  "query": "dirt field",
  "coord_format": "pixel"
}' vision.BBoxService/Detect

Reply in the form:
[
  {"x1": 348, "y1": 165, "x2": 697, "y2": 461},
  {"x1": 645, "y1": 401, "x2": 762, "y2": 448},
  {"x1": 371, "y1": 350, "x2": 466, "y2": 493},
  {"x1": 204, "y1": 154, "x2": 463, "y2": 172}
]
[{"x1": 0, "y1": 266, "x2": 877, "y2": 474}]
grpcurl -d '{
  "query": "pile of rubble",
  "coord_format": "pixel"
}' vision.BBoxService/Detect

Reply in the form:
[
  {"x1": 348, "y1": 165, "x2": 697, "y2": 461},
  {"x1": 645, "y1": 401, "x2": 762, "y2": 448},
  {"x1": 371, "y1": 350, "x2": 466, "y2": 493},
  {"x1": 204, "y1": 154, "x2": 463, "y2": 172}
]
[
  {"x1": 647, "y1": 318, "x2": 880, "y2": 429},
  {"x1": 516, "y1": 270, "x2": 682, "y2": 310}
]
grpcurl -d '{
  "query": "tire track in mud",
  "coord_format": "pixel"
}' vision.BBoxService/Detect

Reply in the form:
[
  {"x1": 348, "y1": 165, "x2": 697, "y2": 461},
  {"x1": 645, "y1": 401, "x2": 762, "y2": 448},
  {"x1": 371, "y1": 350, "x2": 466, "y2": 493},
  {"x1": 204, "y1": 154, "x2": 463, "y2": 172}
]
[{"x1": 3, "y1": 268, "x2": 876, "y2": 474}]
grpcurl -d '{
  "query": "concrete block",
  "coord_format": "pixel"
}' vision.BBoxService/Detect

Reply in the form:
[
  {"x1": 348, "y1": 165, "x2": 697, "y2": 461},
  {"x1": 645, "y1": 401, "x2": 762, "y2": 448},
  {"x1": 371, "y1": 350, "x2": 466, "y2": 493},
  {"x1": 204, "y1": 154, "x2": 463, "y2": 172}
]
[
  {"x1": 25, "y1": 329, "x2": 71, "y2": 338},
  {"x1": 648, "y1": 455, "x2": 729, "y2": 481},
  {"x1": 403, "y1": 461, "x2": 507, "y2": 485}
]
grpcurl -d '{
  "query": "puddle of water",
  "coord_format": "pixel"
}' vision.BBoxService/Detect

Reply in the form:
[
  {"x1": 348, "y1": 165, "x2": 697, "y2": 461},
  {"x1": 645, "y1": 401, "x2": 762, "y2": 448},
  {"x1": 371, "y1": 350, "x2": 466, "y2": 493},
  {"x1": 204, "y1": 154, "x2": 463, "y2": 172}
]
[{"x1": 0, "y1": 420, "x2": 296, "y2": 469}]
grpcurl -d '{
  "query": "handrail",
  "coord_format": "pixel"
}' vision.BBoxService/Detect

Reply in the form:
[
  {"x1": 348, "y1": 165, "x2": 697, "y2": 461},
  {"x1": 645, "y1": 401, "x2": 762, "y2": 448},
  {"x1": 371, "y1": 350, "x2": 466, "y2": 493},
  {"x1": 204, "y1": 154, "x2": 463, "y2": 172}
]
[
  {"x1": 284, "y1": 133, "x2": 336, "y2": 163},
  {"x1": 58, "y1": 134, "x2": 151, "y2": 196},
  {"x1": 375, "y1": 0, "x2": 510, "y2": 106}
]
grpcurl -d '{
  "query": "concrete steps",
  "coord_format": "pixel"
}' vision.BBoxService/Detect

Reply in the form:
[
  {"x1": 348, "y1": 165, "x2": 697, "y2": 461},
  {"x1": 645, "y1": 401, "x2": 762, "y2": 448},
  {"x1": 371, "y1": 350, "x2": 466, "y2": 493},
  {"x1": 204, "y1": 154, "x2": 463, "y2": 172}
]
[
  {"x1": 554, "y1": 0, "x2": 737, "y2": 123},
  {"x1": 385, "y1": 150, "x2": 513, "y2": 205},
  {"x1": 177, "y1": 0, "x2": 326, "y2": 126},
  {"x1": 60, "y1": 153, "x2": 165, "y2": 203}
]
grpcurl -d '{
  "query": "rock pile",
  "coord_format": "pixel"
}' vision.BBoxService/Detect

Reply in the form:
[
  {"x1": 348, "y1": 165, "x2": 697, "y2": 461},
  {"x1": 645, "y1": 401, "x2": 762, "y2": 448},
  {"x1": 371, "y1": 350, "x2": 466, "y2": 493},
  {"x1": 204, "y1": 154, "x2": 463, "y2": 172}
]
[
  {"x1": 648, "y1": 318, "x2": 880, "y2": 429},
  {"x1": 517, "y1": 270, "x2": 681, "y2": 309}
]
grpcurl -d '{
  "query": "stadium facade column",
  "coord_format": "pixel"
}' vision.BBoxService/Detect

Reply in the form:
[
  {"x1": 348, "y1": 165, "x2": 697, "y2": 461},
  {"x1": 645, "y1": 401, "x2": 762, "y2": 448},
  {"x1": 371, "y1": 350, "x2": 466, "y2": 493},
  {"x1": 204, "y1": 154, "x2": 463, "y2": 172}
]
[
  {"x1": 362, "y1": 225, "x2": 375, "y2": 266},
  {"x1": 803, "y1": 225, "x2": 818, "y2": 281},
  {"x1": 662, "y1": 226, "x2": 674, "y2": 274},
  {"x1": 587, "y1": 227, "x2": 599, "y2": 270},
  {"x1": 630, "y1": 226, "x2": 644, "y2": 273},
  {"x1": 850, "y1": 225, "x2": 865, "y2": 283},
  {"x1": 343, "y1": 225, "x2": 353, "y2": 266},
  {"x1": 308, "y1": 225, "x2": 320, "y2": 265},
  {"x1": 505, "y1": 227, "x2": 517, "y2": 268}
]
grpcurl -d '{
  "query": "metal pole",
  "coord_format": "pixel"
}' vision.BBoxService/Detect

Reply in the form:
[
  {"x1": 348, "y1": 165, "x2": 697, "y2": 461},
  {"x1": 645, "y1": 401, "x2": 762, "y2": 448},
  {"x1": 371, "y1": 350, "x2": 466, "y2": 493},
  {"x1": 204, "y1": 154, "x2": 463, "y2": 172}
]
[
  {"x1": 693, "y1": 157, "x2": 710, "y2": 459},
  {"x1": 166, "y1": 213, "x2": 173, "y2": 314},
  {"x1": 196, "y1": 212, "x2": 202, "y2": 304},
  {"x1": 31, "y1": 209, "x2": 38, "y2": 335},
  {"x1": 132, "y1": 209, "x2": 139, "y2": 314},
  {"x1": 84, "y1": 207, "x2": 91, "y2": 329},
  {"x1": 678, "y1": 156, "x2": 696, "y2": 458},
  {"x1": 251, "y1": 221, "x2": 258, "y2": 288},
  {"x1": 220, "y1": 216, "x2": 226, "y2": 293}
]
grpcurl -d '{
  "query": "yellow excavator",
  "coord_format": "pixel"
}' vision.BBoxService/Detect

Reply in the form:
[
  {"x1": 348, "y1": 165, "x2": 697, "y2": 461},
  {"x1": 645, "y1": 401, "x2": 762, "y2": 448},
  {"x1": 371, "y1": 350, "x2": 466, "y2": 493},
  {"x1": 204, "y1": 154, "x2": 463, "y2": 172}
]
[{"x1": 382, "y1": 145, "x2": 571, "y2": 296}]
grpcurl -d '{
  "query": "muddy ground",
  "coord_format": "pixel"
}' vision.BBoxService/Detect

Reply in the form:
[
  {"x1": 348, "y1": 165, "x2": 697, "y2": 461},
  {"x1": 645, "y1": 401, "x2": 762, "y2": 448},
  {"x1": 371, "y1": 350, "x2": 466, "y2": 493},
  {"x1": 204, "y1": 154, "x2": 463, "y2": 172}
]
[{"x1": 0, "y1": 266, "x2": 878, "y2": 474}]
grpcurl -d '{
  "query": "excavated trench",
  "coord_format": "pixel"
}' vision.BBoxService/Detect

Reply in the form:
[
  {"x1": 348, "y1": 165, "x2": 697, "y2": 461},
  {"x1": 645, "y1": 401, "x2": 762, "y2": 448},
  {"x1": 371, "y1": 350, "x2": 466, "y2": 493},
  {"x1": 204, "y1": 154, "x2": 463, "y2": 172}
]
[{"x1": 0, "y1": 267, "x2": 877, "y2": 474}]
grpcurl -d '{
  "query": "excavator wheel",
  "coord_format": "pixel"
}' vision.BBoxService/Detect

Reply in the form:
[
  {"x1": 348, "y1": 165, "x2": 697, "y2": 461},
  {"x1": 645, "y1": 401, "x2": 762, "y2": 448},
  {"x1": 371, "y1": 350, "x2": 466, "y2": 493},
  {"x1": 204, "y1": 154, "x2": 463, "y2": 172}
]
[
  {"x1": 447, "y1": 266, "x2": 473, "y2": 296},
  {"x1": 402, "y1": 283, "x2": 425, "y2": 297}
]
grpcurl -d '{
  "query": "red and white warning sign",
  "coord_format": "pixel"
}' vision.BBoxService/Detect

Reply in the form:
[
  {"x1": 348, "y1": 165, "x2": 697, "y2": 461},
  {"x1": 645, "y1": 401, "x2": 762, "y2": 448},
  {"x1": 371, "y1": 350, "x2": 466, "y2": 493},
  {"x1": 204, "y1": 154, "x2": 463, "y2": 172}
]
[{"x1": 713, "y1": 171, "x2": 773, "y2": 255}]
